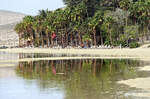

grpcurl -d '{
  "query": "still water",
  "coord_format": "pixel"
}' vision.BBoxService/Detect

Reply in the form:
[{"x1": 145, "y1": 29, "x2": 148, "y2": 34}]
[{"x1": 0, "y1": 52, "x2": 150, "y2": 99}]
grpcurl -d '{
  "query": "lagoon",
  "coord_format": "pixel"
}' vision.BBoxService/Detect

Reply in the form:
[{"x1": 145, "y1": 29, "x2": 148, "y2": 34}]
[{"x1": 0, "y1": 52, "x2": 150, "y2": 99}]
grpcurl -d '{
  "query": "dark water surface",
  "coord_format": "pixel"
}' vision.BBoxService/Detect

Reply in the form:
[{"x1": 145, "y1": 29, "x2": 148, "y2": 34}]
[{"x1": 0, "y1": 53, "x2": 150, "y2": 99}]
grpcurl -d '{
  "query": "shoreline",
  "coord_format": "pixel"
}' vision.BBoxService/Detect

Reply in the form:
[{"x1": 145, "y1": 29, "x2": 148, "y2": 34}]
[
  {"x1": 0, "y1": 48, "x2": 150, "y2": 67},
  {"x1": 0, "y1": 56, "x2": 139, "y2": 63},
  {"x1": 0, "y1": 48, "x2": 150, "y2": 61}
]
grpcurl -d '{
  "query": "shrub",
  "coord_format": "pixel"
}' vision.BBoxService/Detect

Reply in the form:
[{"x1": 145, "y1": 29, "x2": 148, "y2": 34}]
[{"x1": 129, "y1": 41, "x2": 140, "y2": 48}]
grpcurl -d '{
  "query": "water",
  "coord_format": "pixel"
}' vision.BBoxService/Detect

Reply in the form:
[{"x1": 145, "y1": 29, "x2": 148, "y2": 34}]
[{"x1": 0, "y1": 52, "x2": 150, "y2": 99}]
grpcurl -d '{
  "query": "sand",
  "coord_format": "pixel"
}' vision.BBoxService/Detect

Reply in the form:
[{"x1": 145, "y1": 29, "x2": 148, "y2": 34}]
[
  {"x1": 1, "y1": 48, "x2": 147, "y2": 63},
  {"x1": 118, "y1": 65, "x2": 150, "y2": 98},
  {"x1": 118, "y1": 77, "x2": 150, "y2": 98},
  {"x1": 0, "y1": 64, "x2": 16, "y2": 67},
  {"x1": 127, "y1": 92, "x2": 150, "y2": 98},
  {"x1": 0, "y1": 48, "x2": 150, "y2": 60},
  {"x1": 0, "y1": 56, "x2": 137, "y2": 63},
  {"x1": 0, "y1": 48, "x2": 145, "y2": 63},
  {"x1": 138, "y1": 65, "x2": 150, "y2": 71},
  {"x1": 118, "y1": 77, "x2": 150, "y2": 90}
]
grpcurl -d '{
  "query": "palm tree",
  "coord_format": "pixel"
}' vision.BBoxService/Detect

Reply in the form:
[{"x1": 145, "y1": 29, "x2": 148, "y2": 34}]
[
  {"x1": 88, "y1": 11, "x2": 103, "y2": 46},
  {"x1": 15, "y1": 0, "x2": 149, "y2": 48},
  {"x1": 15, "y1": 22, "x2": 25, "y2": 47},
  {"x1": 119, "y1": 0, "x2": 131, "y2": 26},
  {"x1": 101, "y1": 16, "x2": 114, "y2": 45},
  {"x1": 34, "y1": 15, "x2": 45, "y2": 47},
  {"x1": 22, "y1": 16, "x2": 35, "y2": 46},
  {"x1": 130, "y1": 0, "x2": 150, "y2": 42}
]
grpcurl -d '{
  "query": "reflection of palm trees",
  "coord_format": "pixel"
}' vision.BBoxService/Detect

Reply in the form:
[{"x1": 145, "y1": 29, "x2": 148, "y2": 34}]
[
  {"x1": 16, "y1": 59, "x2": 140, "y2": 99},
  {"x1": 16, "y1": 59, "x2": 140, "y2": 79},
  {"x1": 51, "y1": 61, "x2": 56, "y2": 75}
]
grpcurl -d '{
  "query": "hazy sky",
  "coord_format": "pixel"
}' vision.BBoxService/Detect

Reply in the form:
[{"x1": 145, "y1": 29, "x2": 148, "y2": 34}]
[{"x1": 0, "y1": 0, "x2": 65, "y2": 15}]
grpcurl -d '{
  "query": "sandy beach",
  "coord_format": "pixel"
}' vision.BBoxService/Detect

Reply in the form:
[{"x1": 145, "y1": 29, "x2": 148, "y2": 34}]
[
  {"x1": 0, "y1": 48, "x2": 150, "y2": 68},
  {"x1": 0, "y1": 48, "x2": 150, "y2": 61}
]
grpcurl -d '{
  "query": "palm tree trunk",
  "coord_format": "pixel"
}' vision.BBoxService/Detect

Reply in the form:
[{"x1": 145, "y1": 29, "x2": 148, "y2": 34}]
[
  {"x1": 147, "y1": 25, "x2": 150, "y2": 40},
  {"x1": 47, "y1": 33, "x2": 50, "y2": 47},
  {"x1": 51, "y1": 35, "x2": 53, "y2": 47},
  {"x1": 40, "y1": 32, "x2": 44, "y2": 47},
  {"x1": 70, "y1": 32, "x2": 73, "y2": 46},
  {"x1": 109, "y1": 28, "x2": 112, "y2": 45},
  {"x1": 93, "y1": 30, "x2": 97, "y2": 46},
  {"x1": 78, "y1": 32, "x2": 82, "y2": 47},
  {"x1": 19, "y1": 34, "x2": 21, "y2": 47},
  {"x1": 65, "y1": 32, "x2": 69, "y2": 47},
  {"x1": 101, "y1": 35, "x2": 104, "y2": 45},
  {"x1": 61, "y1": 34, "x2": 64, "y2": 48}
]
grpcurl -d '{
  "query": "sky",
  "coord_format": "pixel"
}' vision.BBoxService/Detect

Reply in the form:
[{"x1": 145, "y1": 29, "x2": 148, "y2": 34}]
[{"x1": 0, "y1": 0, "x2": 65, "y2": 15}]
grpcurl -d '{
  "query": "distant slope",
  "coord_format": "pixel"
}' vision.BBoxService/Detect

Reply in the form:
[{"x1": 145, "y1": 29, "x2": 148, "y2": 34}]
[
  {"x1": 0, "y1": 10, "x2": 25, "y2": 47},
  {"x1": 0, "y1": 10, "x2": 25, "y2": 25}
]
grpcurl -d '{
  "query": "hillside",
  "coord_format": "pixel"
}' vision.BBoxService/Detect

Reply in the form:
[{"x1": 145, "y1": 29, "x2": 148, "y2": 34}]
[{"x1": 0, "y1": 10, "x2": 25, "y2": 47}]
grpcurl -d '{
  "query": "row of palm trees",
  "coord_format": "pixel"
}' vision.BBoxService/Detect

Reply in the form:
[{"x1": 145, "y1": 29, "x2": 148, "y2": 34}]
[{"x1": 15, "y1": 0, "x2": 150, "y2": 48}]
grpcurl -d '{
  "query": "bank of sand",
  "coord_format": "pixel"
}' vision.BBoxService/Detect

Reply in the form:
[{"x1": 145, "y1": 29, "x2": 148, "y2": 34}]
[
  {"x1": 0, "y1": 48, "x2": 150, "y2": 61},
  {"x1": 0, "y1": 48, "x2": 150, "y2": 64},
  {"x1": 117, "y1": 65, "x2": 150, "y2": 98},
  {"x1": 1, "y1": 48, "x2": 150, "y2": 98},
  {"x1": 118, "y1": 65, "x2": 150, "y2": 98}
]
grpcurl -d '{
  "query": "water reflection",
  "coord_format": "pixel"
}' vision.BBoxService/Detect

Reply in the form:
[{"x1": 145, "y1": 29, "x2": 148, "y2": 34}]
[{"x1": 16, "y1": 59, "x2": 142, "y2": 99}]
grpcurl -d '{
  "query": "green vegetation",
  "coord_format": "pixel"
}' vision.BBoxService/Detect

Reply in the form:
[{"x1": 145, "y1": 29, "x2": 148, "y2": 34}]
[
  {"x1": 15, "y1": 0, "x2": 150, "y2": 48},
  {"x1": 129, "y1": 41, "x2": 140, "y2": 48}
]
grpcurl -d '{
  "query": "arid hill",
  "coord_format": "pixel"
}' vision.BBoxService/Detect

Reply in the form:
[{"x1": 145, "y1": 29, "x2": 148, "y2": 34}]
[{"x1": 0, "y1": 10, "x2": 25, "y2": 47}]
